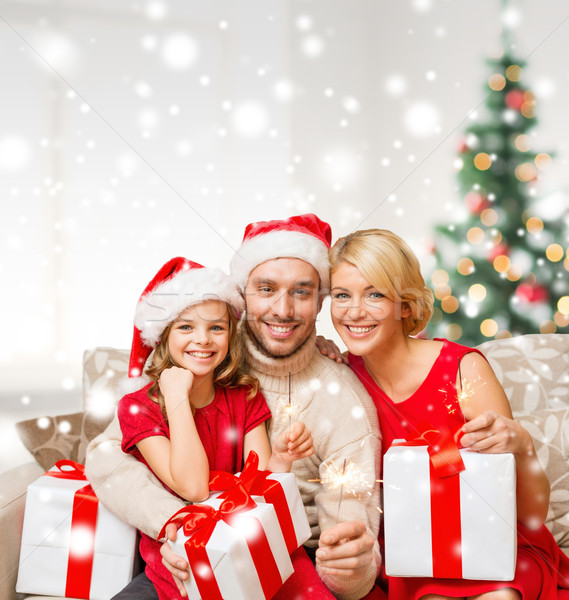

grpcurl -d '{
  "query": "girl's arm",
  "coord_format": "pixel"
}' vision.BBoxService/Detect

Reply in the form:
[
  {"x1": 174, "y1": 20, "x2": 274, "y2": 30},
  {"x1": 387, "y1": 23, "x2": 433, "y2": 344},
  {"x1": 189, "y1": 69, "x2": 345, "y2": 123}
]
[
  {"x1": 458, "y1": 352, "x2": 550, "y2": 529},
  {"x1": 137, "y1": 367, "x2": 210, "y2": 503},
  {"x1": 244, "y1": 421, "x2": 314, "y2": 473}
]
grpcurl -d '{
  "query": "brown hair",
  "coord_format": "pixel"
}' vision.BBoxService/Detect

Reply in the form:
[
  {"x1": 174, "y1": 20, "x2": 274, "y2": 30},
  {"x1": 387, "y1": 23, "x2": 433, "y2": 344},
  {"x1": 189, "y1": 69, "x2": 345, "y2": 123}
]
[
  {"x1": 145, "y1": 304, "x2": 259, "y2": 418},
  {"x1": 329, "y1": 228, "x2": 434, "y2": 335}
]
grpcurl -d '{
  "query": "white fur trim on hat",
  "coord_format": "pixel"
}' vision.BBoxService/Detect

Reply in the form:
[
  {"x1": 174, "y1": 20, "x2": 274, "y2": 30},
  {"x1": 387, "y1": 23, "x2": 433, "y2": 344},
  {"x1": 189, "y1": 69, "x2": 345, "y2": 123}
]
[
  {"x1": 134, "y1": 267, "x2": 243, "y2": 347},
  {"x1": 230, "y1": 230, "x2": 330, "y2": 292}
]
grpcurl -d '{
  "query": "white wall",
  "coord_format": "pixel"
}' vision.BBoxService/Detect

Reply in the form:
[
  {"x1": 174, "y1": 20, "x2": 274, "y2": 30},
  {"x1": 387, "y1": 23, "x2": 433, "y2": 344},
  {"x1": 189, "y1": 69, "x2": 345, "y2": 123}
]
[{"x1": 1, "y1": 0, "x2": 568, "y2": 407}]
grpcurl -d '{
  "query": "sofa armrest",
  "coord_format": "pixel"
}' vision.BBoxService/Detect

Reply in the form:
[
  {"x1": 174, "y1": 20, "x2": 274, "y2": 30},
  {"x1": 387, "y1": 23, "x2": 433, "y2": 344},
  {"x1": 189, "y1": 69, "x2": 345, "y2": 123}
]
[{"x1": 0, "y1": 461, "x2": 44, "y2": 600}]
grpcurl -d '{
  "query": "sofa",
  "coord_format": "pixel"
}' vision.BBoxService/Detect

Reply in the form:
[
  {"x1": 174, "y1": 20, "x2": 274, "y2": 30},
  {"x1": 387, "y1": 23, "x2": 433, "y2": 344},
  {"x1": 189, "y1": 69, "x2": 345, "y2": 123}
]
[{"x1": 2, "y1": 333, "x2": 569, "y2": 599}]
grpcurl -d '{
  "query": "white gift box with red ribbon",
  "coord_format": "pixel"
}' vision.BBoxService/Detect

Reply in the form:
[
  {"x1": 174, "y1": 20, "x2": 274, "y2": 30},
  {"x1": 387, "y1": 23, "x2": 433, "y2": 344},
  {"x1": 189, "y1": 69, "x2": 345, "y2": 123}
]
[
  {"x1": 164, "y1": 485, "x2": 294, "y2": 600},
  {"x1": 384, "y1": 442, "x2": 517, "y2": 580},
  {"x1": 16, "y1": 461, "x2": 137, "y2": 600},
  {"x1": 209, "y1": 452, "x2": 311, "y2": 554}
]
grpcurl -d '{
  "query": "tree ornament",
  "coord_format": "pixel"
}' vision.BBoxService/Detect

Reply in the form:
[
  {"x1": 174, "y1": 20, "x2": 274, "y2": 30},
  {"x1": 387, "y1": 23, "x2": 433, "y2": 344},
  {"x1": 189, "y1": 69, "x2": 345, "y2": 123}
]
[
  {"x1": 505, "y1": 89, "x2": 525, "y2": 111},
  {"x1": 515, "y1": 281, "x2": 549, "y2": 304},
  {"x1": 465, "y1": 191, "x2": 490, "y2": 214}
]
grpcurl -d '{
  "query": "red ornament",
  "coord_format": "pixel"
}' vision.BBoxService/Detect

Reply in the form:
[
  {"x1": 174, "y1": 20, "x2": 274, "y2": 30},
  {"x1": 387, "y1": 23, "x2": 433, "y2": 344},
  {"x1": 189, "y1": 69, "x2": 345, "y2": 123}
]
[
  {"x1": 487, "y1": 243, "x2": 510, "y2": 263},
  {"x1": 465, "y1": 191, "x2": 490, "y2": 214},
  {"x1": 505, "y1": 89, "x2": 525, "y2": 111},
  {"x1": 515, "y1": 282, "x2": 549, "y2": 304},
  {"x1": 457, "y1": 138, "x2": 469, "y2": 153}
]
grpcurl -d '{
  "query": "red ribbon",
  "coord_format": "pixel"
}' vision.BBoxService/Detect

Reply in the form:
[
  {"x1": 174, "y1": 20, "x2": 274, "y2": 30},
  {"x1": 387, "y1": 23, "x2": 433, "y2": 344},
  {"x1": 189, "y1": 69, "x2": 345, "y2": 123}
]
[
  {"x1": 160, "y1": 483, "x2": 284, "y2": 599},
  {"x1": 44, "y1": 460, "x2": 98, "y2": 599},
  {"x1": 393, "y1": 423, "x2": 465, "y2": 578},
  {"x1": 209, "y1": 451, "x2": 298, "y2": 553}
]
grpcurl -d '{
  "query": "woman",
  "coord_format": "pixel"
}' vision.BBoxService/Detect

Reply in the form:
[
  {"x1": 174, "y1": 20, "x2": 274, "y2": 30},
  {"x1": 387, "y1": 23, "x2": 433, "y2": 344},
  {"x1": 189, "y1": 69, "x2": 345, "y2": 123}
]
[{"x1": 325, "y1": 228, "x2": 569, "y2": 600}]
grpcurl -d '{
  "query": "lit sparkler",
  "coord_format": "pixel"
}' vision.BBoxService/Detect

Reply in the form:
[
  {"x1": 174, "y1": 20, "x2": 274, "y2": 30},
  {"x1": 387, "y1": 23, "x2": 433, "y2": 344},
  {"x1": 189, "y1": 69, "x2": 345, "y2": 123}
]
[
  {"x1": 313, "y1": 458, "x2": 374, "y2": 524},
  {"x1": 456, "y1": 358, "x2": 485, "y2": 415}
]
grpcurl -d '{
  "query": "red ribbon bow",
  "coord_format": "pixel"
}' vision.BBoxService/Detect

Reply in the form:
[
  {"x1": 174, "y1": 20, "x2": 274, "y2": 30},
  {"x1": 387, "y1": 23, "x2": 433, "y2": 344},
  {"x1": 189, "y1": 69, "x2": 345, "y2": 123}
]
[
  {"x1": 209, "y1": 451, "x2": 298, "y2": 553},
  {"x1": 160, "y1": 482, "x2": 283, "y2": 599},
  {"x1": 392, "y1": 420, "x2": 465, "y2": 478},
  {"x1": 393, "y1": 422, "x2": 465, "y2": 578},
  {"x1": 44, "y1": 460, "x2": 98, "y2": 599}
]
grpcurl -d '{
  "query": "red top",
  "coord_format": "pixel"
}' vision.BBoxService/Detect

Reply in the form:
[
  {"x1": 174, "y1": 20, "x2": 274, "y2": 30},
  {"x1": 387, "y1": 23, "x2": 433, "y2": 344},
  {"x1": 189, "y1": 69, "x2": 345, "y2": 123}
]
[
  {"x1": 350, "y1": 339, "x2": 569, "y2": 600},
  {"x1": 118, "y1": 383, "x2": 271, "y2": 600}
]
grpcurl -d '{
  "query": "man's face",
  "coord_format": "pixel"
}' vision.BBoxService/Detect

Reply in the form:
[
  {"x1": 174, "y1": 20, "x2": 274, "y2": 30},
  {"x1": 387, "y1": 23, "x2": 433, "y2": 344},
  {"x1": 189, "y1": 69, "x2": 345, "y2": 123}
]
[{"x1": 244, "y1": 258, "x2": 322, "y2": 357}]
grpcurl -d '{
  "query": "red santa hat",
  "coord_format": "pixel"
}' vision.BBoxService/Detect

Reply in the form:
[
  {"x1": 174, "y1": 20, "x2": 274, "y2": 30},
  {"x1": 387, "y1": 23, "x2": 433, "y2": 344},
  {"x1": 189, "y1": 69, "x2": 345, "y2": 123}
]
[
  {"x1": 124, "y1": 257, "x2": 243, "y2": 391},
  {"x1": 230, "y1": 213, "x2": 332, "y2": 291}
]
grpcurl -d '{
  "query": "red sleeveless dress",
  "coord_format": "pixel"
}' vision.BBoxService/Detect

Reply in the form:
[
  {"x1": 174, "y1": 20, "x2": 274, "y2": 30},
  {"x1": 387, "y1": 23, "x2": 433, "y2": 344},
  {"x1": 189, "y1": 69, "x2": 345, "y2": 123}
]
[{"x1": 350, "y1": 339, "x2": 569, "y2": 600}]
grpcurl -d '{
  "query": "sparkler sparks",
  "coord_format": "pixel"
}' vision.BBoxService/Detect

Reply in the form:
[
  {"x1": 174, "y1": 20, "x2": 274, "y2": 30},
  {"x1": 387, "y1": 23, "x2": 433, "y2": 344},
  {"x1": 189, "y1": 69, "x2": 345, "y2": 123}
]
[{"x1": 309, "y1": 459, "x2": 374, "y2": 523}]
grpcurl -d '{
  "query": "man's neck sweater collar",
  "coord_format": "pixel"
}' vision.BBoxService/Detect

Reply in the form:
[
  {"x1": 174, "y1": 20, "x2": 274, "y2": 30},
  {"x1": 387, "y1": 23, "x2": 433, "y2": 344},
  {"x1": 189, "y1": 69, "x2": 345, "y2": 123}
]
[{"x1": 239, "y1": 319, "x2": 317, "y2": 378}]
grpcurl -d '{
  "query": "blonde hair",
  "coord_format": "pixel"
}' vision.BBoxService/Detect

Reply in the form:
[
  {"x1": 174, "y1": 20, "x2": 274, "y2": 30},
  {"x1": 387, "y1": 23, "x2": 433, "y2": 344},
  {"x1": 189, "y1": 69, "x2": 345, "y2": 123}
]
[
  {"x1": 145, "y1": 304, "x2": 259, "y2": 418},
  {"x1": 329, "y1": 229, "x2": 434, "y2": 335}
]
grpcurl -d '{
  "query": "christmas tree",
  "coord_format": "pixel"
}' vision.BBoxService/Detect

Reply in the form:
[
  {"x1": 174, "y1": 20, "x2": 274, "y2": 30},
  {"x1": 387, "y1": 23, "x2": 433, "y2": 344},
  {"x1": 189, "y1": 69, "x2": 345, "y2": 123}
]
[{"x1": 426, "y1": 26, "x2": 569, "y2": 346}]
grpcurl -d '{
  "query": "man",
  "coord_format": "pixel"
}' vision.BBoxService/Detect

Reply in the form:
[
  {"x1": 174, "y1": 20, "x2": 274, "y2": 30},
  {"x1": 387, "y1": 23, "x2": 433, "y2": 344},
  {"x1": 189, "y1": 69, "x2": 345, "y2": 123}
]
[{"x1": 86, "y1": 213, "x2": 381, "y2": 600}]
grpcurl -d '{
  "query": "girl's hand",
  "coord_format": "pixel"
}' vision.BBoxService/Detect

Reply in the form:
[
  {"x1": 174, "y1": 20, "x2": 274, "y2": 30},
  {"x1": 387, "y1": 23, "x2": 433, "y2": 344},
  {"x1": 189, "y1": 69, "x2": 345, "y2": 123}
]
[
  {"x1": 159, "y1": 366, "x2": 194, "y2": 402},
  {"x1": 460, "y1": 410, "x2": 532, "y2": 455},
  {"x1": 316, "y1": 335, "x2": 348, "y2": 364},
  {"x1": 268, "y1": 422, "x2": 314, "y2": 472}
]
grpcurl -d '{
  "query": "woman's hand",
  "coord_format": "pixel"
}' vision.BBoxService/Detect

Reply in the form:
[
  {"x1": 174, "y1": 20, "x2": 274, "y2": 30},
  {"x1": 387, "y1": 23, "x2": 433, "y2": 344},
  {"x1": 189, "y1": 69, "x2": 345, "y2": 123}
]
[
  {"x1": 316, "y1": 335, "x2": 349, "y2": 364},
  {"x1": 460, "y1": 410, "x2": 533, "y2": 455}
]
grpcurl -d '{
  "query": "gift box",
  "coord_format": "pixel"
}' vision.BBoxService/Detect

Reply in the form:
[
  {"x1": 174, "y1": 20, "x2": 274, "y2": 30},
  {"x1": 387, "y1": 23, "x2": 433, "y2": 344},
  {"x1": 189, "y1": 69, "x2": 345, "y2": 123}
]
[
  {"x1": 209, "y1": 451, "x2": 311, "y2": 553},
  {"x1": 163, "y1": 483, "x2": 294, "y2": 600},
  {"x1": 16, "y1": 460, "x2": 137, "y2": 600},
  {"x1": 383, "y1": 438, "x2": 517, "y2": 580}
]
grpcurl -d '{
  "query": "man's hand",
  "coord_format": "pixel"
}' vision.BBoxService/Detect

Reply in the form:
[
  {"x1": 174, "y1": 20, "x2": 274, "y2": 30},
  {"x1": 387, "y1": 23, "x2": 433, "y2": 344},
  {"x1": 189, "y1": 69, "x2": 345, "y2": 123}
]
[
  {"x1": 315, "y1": 520, "x2": 375, "y2": 579},
  {"x1": 315, "y1": 335, "x2": 349, "y2": 364},
  {"x1": 160, "y1": 522, "x2": 190, "y2": 597}
]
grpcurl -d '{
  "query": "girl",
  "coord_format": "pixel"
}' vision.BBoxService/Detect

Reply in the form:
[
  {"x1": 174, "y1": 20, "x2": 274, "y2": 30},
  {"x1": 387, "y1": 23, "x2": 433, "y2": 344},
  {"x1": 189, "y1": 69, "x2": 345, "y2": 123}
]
[
  {"x1": 116, "y1": 257, "x2": 316, "y2": 600},
  {"x1": 320, "y1": 229, "x2": 569, "y2": 600}
]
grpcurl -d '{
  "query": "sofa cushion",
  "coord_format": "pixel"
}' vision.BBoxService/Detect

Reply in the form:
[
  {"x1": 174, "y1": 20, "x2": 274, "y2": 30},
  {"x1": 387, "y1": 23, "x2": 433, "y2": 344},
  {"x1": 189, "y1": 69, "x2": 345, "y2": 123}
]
[
  {"x1": 82, "y1": 346, "x2": 130, "y2": 413},
  {"x1": 15, "y1": 411, "x2": 112, "y2": 471},
  {"x1": 477, "y1": 334, "x2": 569, "y2": 416},
  {"x1": 517, "y1": 407, "x2": 569, "y2": 548}
]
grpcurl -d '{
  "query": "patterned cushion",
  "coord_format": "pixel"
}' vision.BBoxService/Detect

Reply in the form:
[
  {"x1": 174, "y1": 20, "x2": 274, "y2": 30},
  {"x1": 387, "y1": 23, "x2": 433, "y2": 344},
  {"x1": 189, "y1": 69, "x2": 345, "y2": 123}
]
[
  {"x1": 15, "y1": 411, "x2": 112, "y2": 471},
  {"x1": 517, "y1": 407, "x2": 569, "y2": 548},
  {"x1": 477, "y1": 333, "x2": 569, "y2": 416},
  {"x1": 82, "y1": 346, "x2": 130, "y2": 414}
]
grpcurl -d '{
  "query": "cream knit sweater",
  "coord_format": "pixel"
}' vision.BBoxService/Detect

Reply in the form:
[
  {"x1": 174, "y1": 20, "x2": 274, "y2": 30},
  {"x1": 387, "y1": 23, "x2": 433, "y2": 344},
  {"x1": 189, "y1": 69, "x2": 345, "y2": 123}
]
[
  {"x1": 240, "y1": 325, "x2": 382, "y2": 599},
  {"x1": 86, "y1": 325, "x2": 382, "y2": 599}
]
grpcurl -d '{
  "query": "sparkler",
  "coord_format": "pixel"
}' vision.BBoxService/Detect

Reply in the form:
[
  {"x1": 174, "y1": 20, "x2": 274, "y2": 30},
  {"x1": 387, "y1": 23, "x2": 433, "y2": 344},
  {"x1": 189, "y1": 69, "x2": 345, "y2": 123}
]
[
  {"x1": 456, "y1": 359, "x2": 485, "y2": 415},
  {"x1": 315, "y1": 458, "x2": 374, "y2": 524},
  {"x1": 288, "y1": 372, "x2": 292, "y2": 432},
  {"x1": 276, "y1": 372, "x2": 299, "y2": 431}
]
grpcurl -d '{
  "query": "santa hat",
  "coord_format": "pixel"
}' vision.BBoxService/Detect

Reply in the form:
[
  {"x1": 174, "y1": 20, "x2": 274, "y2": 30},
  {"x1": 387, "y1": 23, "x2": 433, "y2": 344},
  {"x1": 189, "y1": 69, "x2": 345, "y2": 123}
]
[
  {"x1": 230, "y1": 213, "x2": 332, "y2": 292},
  {"x1": 124, "y1": 257, "x2": 243, "y2": 392}
]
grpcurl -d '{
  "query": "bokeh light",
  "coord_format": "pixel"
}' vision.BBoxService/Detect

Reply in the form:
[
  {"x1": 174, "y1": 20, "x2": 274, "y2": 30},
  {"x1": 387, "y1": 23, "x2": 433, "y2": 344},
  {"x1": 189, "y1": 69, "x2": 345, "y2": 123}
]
[
  {"x1": 441, "y1": 296, "x2": 459, "y2": 313},
  {"x1": 467, "y1": 227, "x2": 485, "y2": 244},
  {"x1": 546, "y1": 243, "x2": 564, "y2": 262},
  {"x1": 474, "y1": 153, "x2": 492, "y2": 171},
  {"x1": 526, "y1": 216, "x2": 543, "y2": 235},
  {"x1": 457, "y1": 257, "x2": 475, "y2": 276},
  {"x1": 488, "y1": 74, "x2": 506, "y2": 91},
  {"x1": 446, "y1": 324, "x2": 462, "y2": 341},
  {"x1": 469, "y1": 283, "x2": 487, "y2": 302},
  {"x1": 480, "y1": 319, "x2": 498, "y2": 337}
]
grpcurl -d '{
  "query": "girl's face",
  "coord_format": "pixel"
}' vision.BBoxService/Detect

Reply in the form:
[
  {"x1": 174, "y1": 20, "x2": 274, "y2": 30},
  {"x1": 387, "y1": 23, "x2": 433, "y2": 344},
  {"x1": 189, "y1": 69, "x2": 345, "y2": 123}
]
[
  {"x1": 330, "y1": 261, "x2": 410, "y2": 357},
  {"x1": 167, "y1": 300, "x2": 230, "y2": 380}
]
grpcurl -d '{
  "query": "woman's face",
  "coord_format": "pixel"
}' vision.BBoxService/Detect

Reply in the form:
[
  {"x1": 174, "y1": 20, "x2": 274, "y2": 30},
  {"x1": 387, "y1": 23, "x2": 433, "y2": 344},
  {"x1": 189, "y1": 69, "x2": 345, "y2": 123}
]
[{"x1": 330, "y1": 261, "x2": 409, "y2": 356}]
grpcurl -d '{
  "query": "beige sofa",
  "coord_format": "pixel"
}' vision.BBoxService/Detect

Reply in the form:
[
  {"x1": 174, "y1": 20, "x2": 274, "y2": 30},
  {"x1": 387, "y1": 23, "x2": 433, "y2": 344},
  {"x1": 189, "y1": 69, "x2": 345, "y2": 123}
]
[{"x1": 2, "y1": 333, "x2": 569, "y2": 599}]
